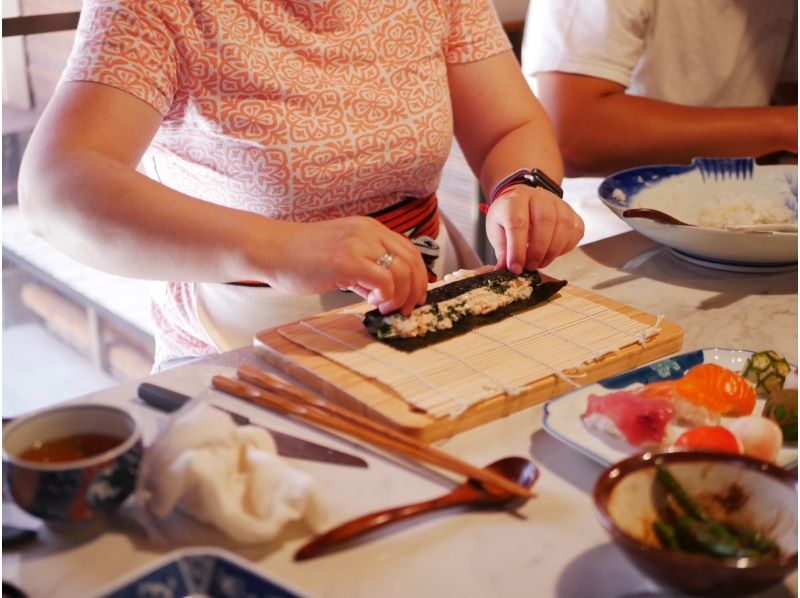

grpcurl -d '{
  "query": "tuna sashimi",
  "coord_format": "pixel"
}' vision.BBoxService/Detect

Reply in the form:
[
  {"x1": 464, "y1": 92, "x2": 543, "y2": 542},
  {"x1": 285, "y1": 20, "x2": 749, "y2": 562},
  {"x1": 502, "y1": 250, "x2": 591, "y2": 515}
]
[{"x1": 583, "y1": 390, "x2": 675, "y2": 446}]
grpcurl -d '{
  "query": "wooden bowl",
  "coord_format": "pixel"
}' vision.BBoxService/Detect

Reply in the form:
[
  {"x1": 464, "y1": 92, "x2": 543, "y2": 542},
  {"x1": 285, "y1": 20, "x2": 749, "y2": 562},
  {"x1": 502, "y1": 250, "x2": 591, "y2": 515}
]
[{"x1": 593, "y1": 450, "x2": 797, "y2": 596}]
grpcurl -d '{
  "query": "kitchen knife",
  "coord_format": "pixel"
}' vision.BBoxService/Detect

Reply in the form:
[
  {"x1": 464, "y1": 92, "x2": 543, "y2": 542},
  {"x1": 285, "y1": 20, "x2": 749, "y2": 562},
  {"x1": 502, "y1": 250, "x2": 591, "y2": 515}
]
[{"x1": 137, "y1": 382, "x2": 368, "y2": 468}]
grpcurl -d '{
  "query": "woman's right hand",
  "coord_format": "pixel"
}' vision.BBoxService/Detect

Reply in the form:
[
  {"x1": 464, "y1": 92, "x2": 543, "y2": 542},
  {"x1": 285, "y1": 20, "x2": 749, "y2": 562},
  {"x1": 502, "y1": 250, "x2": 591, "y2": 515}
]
[{"x1": 259, "y1": 216, "x2": 429, "y2": 316}]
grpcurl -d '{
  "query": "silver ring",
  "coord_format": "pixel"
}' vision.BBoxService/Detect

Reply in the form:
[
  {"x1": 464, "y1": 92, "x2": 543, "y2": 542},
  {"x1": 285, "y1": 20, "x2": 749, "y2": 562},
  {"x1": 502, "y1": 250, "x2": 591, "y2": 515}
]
[{"x1": 376, "y1": 252, "x2": 395, "y2": 269}]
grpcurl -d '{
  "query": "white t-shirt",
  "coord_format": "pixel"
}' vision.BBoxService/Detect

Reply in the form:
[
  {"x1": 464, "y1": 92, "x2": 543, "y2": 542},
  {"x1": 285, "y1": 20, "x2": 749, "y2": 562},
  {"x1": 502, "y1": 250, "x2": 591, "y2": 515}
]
[{"x1": 522, "y1": 0, "x2": 797, "y2": 107}]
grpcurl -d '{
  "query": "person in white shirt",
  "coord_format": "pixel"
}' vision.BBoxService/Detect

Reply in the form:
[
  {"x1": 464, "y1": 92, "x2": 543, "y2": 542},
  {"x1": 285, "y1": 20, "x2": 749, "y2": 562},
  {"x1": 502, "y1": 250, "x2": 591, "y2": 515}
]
[{"x1": 522, "y1": 0, "x2": 797, "y2": 177}]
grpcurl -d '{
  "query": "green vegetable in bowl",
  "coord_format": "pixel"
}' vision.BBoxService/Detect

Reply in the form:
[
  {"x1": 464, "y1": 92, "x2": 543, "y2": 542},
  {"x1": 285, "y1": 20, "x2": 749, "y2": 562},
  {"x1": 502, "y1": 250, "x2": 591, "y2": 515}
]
[
  {"x1": 741, "y1": 351, "x2": 791, "y2": 396},
  {"x1": 652, "y1": 466, "x2": 780, "y2": 560},
  {"x1": 763, "y1": 389, "x2": 798, "y2": 442}
]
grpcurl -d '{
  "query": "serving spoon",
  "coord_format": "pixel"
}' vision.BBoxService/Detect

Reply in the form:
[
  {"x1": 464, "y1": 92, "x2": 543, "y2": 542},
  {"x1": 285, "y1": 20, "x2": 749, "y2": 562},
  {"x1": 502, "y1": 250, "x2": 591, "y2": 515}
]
[
  {"x1": 622, "y1": 208, "x2": 798, "y2": 233},
  {"x1": 294, "y1": 456, "x2": 538, "y2": 561}
]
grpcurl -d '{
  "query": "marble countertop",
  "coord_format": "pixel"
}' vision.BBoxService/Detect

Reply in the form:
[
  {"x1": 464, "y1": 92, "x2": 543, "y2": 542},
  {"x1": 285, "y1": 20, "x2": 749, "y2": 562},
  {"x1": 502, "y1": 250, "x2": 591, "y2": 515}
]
[
  {"x1": 3, "y1": 232, "x2": 797, "y2": 597},
  {"x1": 549, "y1": 232, "x2": 797, "y2": 365}
]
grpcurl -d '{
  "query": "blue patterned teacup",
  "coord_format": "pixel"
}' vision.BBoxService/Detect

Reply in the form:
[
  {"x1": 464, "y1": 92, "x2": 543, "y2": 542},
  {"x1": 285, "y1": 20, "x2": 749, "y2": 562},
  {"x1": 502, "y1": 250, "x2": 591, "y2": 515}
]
[{"x1": 3, "y1": 404, "x2": 142, "y2": 524}]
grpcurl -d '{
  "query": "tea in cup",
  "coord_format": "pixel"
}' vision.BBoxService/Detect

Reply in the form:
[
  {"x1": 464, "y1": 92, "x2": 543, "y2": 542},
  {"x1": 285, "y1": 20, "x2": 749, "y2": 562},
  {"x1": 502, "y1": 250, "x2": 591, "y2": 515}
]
[{"x1": 3, "y1": 403, "x2": 142, "y2": 524}]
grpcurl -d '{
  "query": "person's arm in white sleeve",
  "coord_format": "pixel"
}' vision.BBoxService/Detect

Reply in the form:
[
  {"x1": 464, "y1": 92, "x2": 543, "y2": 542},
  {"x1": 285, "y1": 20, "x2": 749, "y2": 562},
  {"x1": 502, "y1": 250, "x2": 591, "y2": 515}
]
[{"x1": 523, "y1": 0, "x2": 797, "y2": 176}]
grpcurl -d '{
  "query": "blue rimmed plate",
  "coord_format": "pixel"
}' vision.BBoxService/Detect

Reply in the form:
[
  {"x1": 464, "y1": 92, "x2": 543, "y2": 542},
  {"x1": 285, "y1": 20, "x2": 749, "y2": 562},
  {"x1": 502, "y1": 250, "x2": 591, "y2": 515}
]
[
  {"x1": 91, "y1": 547, "x2": 304, "y2": 598},
  {"x1": 543, "y1": 348, "x2": 798, "y2": 469}
]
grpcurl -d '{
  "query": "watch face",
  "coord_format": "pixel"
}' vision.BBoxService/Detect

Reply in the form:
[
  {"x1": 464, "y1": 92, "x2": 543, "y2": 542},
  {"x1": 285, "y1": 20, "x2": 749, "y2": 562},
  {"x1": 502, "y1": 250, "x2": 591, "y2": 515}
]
[{"x1": 529, "y1": 169, "x2": 563, "y2": 198}]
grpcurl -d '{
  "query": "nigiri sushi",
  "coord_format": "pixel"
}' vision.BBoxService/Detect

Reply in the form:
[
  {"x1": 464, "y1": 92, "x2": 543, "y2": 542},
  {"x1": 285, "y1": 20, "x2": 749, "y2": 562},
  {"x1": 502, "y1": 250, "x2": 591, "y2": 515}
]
[
  {"x1": 673, "y1": 425, "x2": 741, "y2": 454},
  {"x1": 582, "y1": 390, "x2": 675, "y2": 447},
  {"x1": 727, "y1": 416, "x2": 783, "y2": 463},
  {"x1": 639, "y1": 363, "x2": 756, "y2": 417}
]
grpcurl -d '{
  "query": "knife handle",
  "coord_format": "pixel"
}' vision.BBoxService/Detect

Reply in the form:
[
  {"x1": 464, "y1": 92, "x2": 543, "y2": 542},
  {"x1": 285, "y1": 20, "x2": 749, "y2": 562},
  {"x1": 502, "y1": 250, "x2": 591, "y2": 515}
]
[{"x1": 137, "y1": 383, "x2": 191, "y2": 413}]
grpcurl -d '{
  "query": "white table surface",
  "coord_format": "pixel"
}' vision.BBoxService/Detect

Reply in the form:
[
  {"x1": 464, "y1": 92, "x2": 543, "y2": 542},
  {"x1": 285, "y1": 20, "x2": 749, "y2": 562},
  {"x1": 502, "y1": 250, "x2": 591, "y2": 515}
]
[{"x1": 3, "y1": 231, "x2": 797, "y2": 598}]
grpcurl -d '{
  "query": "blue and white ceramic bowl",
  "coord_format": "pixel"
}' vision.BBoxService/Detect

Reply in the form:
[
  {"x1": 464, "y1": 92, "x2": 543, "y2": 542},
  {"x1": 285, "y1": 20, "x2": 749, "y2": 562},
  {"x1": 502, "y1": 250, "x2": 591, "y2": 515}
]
[
  {"x1": 598, "y1": 158, "x2": 797, "y2": 267},
  {"x1": 3, "y1": 404, "x2": 142, "y2": 524},
  {"x1": 92, "y1": 547, "x2": 303, "y2": 598}
]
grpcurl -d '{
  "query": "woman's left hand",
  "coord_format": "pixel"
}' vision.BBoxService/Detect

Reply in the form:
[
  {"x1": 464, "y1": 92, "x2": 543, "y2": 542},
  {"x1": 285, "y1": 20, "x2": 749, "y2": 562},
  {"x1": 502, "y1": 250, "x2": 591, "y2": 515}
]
[{"x1": 485, "y1": 185, "x2": 584, "y2": 273}]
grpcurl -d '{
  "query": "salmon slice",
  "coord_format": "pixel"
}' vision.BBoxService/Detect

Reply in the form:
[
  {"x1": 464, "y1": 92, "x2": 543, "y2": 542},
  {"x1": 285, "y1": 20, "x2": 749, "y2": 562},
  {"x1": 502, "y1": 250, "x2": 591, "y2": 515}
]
[{"x1": 639, "y1": 363, "x2": 756, "y2": 416}]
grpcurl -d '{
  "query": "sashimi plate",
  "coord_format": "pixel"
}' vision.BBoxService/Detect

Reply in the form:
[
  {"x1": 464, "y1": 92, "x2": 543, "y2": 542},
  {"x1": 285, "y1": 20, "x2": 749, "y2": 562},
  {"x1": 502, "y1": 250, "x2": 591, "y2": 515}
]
[{"x1": 543, "y1": 348, "x2": 798, "y2": 469}]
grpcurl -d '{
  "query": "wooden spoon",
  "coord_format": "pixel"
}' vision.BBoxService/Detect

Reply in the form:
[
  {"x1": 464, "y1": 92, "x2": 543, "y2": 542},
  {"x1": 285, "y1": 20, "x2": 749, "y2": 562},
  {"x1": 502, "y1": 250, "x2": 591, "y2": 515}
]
[
  {"x1": 622, "y1": 208, "x2": 690, "y2": 226},
  {"x1": 294, "y1": 456, "x2": 538, "y2": 561}
]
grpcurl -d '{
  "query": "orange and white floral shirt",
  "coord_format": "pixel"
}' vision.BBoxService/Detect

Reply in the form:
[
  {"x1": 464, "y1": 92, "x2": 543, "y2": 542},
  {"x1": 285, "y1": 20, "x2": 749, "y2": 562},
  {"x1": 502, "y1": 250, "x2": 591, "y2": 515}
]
[{"x1": 62, "y1": 0, "x2": 511, "y2": 363}]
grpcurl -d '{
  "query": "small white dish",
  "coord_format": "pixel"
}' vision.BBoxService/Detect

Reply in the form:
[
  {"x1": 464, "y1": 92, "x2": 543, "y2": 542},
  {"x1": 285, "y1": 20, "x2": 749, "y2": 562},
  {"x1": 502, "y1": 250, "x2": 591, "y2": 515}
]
[
  {"x1": 598, "y1": 158, "x2": 798, "y2": 266},
  {"x1": 543, "y1": 348, "x2": 798, "y2": 469}
]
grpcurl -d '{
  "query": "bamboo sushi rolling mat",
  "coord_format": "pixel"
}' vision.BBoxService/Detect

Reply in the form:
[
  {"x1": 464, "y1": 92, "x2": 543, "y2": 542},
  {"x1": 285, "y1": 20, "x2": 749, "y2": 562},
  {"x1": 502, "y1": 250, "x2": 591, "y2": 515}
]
[{"x1": 255, "y1": 285, "x2": 683, "y2": 443}]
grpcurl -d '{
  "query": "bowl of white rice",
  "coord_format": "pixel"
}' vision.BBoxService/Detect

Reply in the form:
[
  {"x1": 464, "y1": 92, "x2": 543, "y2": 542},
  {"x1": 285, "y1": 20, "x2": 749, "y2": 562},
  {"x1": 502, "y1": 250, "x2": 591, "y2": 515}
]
[{"x1": 598, "y1": 158, "x2": 797, "y2": 268}]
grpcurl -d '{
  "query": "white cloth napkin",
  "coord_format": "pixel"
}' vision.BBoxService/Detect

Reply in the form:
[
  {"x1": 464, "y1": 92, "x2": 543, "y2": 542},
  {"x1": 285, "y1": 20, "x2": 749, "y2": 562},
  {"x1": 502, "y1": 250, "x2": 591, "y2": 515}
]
[{"x1": 137, "y1": 401, "x2": 324, "y2": 544}]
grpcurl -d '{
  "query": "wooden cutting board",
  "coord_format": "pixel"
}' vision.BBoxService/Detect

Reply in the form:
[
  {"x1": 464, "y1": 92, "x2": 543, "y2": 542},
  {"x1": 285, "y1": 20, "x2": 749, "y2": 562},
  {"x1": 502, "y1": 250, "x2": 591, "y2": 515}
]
[{"x1": 254, "y1": 285, "x2": 683, "y2": 443}]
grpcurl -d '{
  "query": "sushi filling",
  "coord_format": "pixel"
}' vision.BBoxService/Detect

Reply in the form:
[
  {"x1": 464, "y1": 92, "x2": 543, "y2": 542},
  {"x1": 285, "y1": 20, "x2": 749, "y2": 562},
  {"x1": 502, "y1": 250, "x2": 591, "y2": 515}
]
[{"x1": 377, "y1": 276, "x2": 534, "y2": 339}]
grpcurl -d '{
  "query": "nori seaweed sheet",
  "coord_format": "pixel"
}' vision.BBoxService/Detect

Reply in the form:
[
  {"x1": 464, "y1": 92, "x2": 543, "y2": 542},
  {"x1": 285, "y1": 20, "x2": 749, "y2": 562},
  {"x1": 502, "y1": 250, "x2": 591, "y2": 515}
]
[{"x1": 363, "y1": 270, "x2": 568, "y2": 352}]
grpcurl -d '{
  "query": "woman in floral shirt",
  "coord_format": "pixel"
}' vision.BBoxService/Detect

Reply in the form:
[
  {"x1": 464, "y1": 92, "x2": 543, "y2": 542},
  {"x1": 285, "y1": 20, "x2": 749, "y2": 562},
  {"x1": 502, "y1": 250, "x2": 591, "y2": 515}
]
[{"x1": 20, "y1": 0, "x2": 583, "y2": 367}]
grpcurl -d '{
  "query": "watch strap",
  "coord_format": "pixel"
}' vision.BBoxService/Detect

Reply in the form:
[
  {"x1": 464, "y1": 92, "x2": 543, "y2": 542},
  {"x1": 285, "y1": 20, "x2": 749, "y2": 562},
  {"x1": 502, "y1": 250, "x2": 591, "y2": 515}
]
[{"x1": 487, "y1": 168, "x2": 564, "y2": 208}]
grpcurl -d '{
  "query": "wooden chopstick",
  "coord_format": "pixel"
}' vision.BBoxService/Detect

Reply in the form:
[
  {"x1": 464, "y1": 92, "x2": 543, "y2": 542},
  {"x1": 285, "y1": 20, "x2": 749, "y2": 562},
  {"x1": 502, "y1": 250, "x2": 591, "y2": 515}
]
[
  {"x1": 236, "y1": 365, "x2": 460, "y2": 455},
  {"x1": 237, "y1": 364, "x2": 473, "y2": 461},
  {"x1": 238, "y1": 364, "x2": 419, "y2": 440},
  {"x1": 213, "y1": 375, "x2": 531, "y2": 500},
  {"x1": 219, "y1": 367, "x2": 533, "y2": 500}
]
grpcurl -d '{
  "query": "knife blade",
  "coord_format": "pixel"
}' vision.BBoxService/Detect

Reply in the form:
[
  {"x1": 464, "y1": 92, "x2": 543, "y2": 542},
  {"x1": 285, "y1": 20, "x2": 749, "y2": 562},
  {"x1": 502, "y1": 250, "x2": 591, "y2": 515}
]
[{"x1": 137, "y1": 382, "x2": 368, "y2": 468}]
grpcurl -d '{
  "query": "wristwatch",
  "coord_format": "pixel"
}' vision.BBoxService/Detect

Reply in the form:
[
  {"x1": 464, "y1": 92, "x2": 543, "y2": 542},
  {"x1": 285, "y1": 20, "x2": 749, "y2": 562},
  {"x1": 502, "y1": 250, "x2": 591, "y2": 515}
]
[{"x1": 489, "y1": 168, "x2": 564, "y2": 205}]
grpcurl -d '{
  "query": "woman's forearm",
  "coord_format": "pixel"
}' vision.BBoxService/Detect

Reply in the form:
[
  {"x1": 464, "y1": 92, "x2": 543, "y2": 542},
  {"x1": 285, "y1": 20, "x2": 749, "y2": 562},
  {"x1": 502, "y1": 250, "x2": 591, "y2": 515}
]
[
  {"x1": 19, "y1": 149, "x2": 286, "y2": 284},
  {"x1": 18, "y1": 81, "x2": 428, "y2": 313},
  {"x1": 20, "y1": 145, "x2": 431, "y2": 310},
  {"x1": 447, "y1": 51, "x2": 564, "y2": 197},
  {"x1": 448, "y1": 52, "x2": 582, "y2": 272}
]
